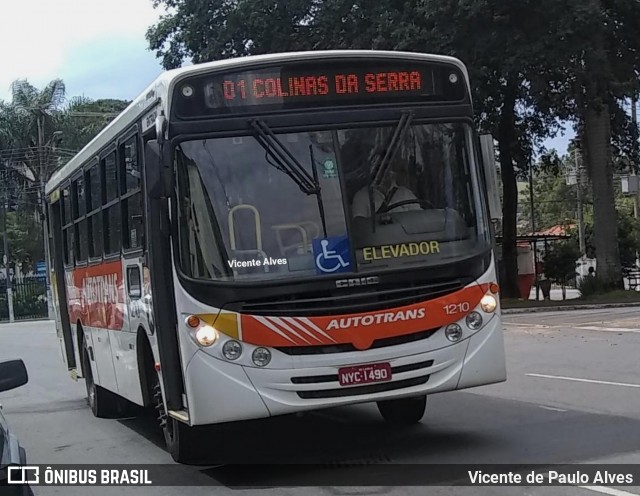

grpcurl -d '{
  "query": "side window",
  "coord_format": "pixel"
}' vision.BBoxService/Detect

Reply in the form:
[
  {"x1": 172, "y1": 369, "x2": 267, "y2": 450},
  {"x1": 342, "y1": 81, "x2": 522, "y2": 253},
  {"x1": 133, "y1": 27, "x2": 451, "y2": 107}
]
[
  {"x1": 123, "y1": 194, "x2": 143, "y2": 250},
  {"x1": 122, "y1": 137, "x2": 140, "y2": 192},
  {"x1": 104, "y1": 204, "x2": 121, "y2": 254},
  {"x1": 64, "y1": 228, "x2": 74, "y2": 266},
  {"x1": 87, "y1": 163, "x2": 103, "y2": 259},
  {"x1": 71, "y1": 176, "x2": 87, "y2": 263},
  {"x1": 121, "y1": 135, "x2": 143, "y2": 250},
  {"x1": 88, "y1": 163, "x2": 101, "y2": 212},
  {"x1": 76, "y1": 220, "x2": 88, "y2": 262},
  {"x1": 72, "y1": 176, "x2": 85, "y2": 219},
  {"x1": 103, "y1": 152, "x2": 118, "y2": 203},
  {"x1": 90, "y1": 214, "x2": 104, "y2": 258},
  {"x1": 102, "y1": 151, "x2": 121, "y2": 256},
  {"x1": 62, "y1": 186, "x2": 71, "y2": 225},
  {"x1": 61, "y1": 185, "x2": 73, "y2": 266}
]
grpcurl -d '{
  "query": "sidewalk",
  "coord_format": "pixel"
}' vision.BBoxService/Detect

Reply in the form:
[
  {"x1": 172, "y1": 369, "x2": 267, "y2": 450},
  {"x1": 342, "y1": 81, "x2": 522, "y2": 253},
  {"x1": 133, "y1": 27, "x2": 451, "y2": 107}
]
[
  {"x1": 527, "y1": 287, "x2": 580, "y2": 301},
  {"x1": 502, "y1": 301, "x2": 640, "y2": 314}
]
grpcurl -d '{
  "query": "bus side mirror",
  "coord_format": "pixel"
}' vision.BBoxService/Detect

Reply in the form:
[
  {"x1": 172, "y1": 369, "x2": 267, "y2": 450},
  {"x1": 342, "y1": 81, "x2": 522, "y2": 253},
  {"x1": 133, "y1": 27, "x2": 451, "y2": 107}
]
[
  {"x1": 479, "y1": 134, "x2": 502, "y2": 222},
  {"x1": 145, "y1": 140, "x2": 165, "y2": 200},
  {"x1": 0, "y1": 359, "x2": 28, "y2": 392}
]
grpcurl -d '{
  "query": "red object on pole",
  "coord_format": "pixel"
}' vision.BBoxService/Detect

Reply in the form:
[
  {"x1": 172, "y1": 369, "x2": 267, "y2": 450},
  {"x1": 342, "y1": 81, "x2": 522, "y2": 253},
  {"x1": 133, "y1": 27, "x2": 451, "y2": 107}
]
[{"x1": 518, "y1": 274, "x2": 535, "y2": 299}]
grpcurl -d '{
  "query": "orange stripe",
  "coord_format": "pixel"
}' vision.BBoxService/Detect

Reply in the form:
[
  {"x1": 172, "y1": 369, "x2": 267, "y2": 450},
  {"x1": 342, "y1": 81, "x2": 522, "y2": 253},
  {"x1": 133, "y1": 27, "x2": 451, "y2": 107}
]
[{"x1": 240, "y1": 283, "x2": 490, "y2": 349}]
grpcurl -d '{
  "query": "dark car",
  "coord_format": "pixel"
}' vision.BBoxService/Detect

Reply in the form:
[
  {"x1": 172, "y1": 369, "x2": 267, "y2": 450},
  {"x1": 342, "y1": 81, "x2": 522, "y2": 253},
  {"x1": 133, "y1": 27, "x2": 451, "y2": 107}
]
[{"x1": 0, "y1": 359, "x2": 33, "y2": 495}]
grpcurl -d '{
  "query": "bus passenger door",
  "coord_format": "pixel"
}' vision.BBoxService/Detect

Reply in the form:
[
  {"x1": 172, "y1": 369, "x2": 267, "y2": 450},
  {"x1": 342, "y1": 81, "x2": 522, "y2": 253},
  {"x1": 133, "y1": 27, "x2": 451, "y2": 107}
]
[
  {"x1": 115, "y1": 256, "x2": 147, "y2": 405},
  {"x1": 48, "y1": 197, "x2": 77, "y2": 374}
]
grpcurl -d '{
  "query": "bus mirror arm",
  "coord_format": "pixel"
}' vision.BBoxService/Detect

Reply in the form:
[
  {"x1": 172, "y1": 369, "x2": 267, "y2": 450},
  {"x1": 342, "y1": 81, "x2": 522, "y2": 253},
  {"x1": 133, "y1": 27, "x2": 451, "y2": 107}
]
[
  {"x1": 145, "y1": 140, "x2": 166, "y2": 199},
  {"x1": 162, "y1": 151, "x2": 174, "y2": 196},
  {"x1": 479, "y1": 134, "x2": 501, "y2": 222}
]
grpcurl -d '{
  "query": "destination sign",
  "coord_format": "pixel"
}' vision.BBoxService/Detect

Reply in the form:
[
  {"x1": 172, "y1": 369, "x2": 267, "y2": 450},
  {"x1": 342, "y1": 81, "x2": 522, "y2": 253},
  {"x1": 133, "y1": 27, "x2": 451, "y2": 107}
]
[{"x1": 174, "y1": 59, "x2": 466, "y2": 117}]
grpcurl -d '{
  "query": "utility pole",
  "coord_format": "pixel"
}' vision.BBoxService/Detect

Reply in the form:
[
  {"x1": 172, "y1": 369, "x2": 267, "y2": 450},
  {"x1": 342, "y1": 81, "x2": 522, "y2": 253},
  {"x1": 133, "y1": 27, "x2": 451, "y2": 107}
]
[
  {"x1": 529, "y1": 157, "x2": 539, "y2": 300},
  {"x1": 529, "y1": 157, "x2": 536, "y2": 235},
  {"x1": 632, "y1": 95, "x2": 639, "y2": 267},
  {"x1": 575, "y1": 149, "x2": 586, "y2": 257},
  {"x1": 2, "y1": 177, "x2": 14, "y2": 323},
  {"x1": 38, "y1": 120, "x2": 58, "y2": 320}
]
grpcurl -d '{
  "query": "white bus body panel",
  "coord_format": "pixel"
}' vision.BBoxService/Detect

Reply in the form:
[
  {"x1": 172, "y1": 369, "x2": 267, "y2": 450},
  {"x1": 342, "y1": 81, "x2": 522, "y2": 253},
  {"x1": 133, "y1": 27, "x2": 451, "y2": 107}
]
[{"x1": 175, "y1": 259, "x2": 505, "y2": 426}]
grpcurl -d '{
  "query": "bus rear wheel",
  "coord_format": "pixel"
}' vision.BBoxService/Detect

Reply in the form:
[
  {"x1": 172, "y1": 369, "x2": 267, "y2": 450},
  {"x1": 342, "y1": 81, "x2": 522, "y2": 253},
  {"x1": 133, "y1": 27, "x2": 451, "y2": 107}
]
[
  {"x1": 82, "y1": 340, "x2": 118, "y2": 418},
  {"x1": 377, "y1": 395, "x2": 427, "y2": 425},
  {"x1": 151, "y1": 373, "x2": 203, "y2": 464}
]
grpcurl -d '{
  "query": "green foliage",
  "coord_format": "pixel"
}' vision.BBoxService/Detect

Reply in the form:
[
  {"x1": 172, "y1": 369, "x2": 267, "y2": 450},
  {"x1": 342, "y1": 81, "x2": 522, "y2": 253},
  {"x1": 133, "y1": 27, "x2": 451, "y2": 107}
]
[
  {"x1": 577, "y1": 275, "x2": 609, "y2": 298},
  {"x1": 144, "y1": 0, "x2": 640, "y2": 291},
  {"x1": 58, "y1": 97, "x2": 130, "y2": 153},
  {"x1": 542, "y1": 240, "x2": 580, "y2": 284},
  {"x1": 520, "y1": 169, "x2": 586, "y2": 235},
  {"x1": 614, "y1": 204, "x2": 640, "y2": 269},
  {"x1": 0, "y1": 80, "x2": 128, "y2": 269},
  {"x1": 0, "y1": 277, "x2": 47, "y2": 320},
  {"x1": 3, "y1": 211, "x2": 44, "y2": 269}
]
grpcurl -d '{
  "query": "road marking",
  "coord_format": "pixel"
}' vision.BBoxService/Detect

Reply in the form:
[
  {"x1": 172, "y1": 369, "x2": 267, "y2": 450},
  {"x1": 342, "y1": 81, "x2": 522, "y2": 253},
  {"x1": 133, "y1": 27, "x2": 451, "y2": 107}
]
[
  {"x1": 575, "y1": 326, "x2": 640, "y2": 333},
  {"x1": 538, "y1": 405, "x2": 568, "y2": 412},
  {"x1": 527, "y1": 373, "x2": 640, "y2": 389},
  {"x1": 578, "y1": 486, "x2": 640, "y2": 496},
  {"x1": 504, "y1": 322, "x2": 551, "y2": 328}
]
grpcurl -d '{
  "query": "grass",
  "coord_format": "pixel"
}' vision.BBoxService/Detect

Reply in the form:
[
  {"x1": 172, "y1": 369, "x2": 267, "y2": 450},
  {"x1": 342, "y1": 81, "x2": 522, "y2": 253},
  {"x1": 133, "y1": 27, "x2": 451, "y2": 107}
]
[{"x1": 501, "y1": 289, "x2": 640, "y2": 309}]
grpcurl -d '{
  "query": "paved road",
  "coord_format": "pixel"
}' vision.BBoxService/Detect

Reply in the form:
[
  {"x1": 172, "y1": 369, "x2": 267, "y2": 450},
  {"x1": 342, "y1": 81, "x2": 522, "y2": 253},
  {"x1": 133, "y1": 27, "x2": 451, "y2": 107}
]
[{"x1": 1, "y1": 309, "x2": 640, "y2": 496}]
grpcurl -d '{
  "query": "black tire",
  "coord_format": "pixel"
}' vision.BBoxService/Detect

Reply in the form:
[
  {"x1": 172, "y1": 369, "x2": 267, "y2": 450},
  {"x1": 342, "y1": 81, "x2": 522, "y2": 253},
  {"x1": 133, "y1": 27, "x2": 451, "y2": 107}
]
[
  {"x1": 82, "y1": 340, "x2": 118, "y2": 418},
  {"x1": 377, "y1": 395, "x2": 427, "y2": 425},
  {"x1": 151, "y1": 372, "x2": 203, "y2": 464}
]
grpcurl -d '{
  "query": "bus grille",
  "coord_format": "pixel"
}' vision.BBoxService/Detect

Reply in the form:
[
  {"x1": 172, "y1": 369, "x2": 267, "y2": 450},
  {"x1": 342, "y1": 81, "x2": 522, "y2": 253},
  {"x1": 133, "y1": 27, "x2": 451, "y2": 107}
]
[
  {"x1": 239, "y1": 279, "x2": 464, "y2": 317},
  {"x1": 291, "y1": 360, "x2": 434, "y2": 384},
  {"x1": 275, "y1": 329, "x2": 439, "y2": 355},
  {"x1": 296, "y1": 375, "x2": 430, "y2": 399}
]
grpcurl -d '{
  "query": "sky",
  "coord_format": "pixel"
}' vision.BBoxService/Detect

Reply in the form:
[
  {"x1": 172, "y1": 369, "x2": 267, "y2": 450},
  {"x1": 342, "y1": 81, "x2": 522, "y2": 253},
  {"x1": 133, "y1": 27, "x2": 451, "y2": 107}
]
[
  {"x1": 0, "y1": 0, "x2": 164, "y2": 103},
  {"x1": 0, "y1": 0, "x2": 573, "y2": 156}
]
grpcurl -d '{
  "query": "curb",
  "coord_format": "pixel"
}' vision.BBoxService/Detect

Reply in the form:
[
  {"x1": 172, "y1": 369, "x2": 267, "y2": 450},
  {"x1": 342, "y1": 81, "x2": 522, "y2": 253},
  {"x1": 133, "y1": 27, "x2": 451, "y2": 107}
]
[{"x1": 502, "y1": 302, "x2": 640, "y2": 314}]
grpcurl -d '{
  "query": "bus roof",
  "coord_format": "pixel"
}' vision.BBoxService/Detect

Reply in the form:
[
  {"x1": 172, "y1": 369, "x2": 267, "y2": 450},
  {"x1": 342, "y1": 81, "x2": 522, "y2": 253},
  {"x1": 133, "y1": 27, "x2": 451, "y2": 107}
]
[{"x1": 45, "y1": 50, "x2": 468, "y2": 195}]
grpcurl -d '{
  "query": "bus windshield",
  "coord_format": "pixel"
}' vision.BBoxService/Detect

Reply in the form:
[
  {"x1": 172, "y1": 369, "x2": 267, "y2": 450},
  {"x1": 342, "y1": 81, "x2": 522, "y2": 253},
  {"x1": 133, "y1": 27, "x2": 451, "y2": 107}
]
[{"x1": 175, "y1": 121, "x2": 490, "y2": 282}]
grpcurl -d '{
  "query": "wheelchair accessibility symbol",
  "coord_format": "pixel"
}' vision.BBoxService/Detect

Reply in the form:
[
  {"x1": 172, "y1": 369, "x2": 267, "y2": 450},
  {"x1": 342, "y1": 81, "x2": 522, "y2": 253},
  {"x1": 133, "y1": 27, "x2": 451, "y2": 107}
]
[{"x1": 312, "y1": 236, "x2": 352, "y2": 274}]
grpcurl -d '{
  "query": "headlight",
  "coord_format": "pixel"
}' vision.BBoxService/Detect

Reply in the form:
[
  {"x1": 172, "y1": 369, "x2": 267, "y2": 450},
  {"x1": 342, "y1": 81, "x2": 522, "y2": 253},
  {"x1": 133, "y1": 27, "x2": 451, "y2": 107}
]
[
  {"x1": 222, "y1": 340, "x2": 243, "y2": 360},
  {"x1": 195, "y1": 325, "x2": 218, "y2": 347},
  {"x1": 445, "y1": 323, "x2": 463, "y2": 342},
  {"x1": 480, "y1": 294, "x2": 498, "y2": 313},
  {"x1": 466, "y1": 311, "x2": 483, "y2": 330},
  {"x1": 252, "y1": 347, "x2": 271, "y2": 367}
]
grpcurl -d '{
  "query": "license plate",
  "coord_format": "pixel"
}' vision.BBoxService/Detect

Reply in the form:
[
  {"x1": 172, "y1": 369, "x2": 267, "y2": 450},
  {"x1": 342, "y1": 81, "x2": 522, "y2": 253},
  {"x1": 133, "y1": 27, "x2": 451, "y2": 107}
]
[{"x1": 338, "y1": 362, "x2": 392, "y2": 386}]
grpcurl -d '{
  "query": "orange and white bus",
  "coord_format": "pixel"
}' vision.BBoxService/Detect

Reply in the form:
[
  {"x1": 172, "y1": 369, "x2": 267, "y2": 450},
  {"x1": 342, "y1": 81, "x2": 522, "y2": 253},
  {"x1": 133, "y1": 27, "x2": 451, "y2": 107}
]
[{"x1": 45, "y1": 50, "x2": 506, "y2": 463}]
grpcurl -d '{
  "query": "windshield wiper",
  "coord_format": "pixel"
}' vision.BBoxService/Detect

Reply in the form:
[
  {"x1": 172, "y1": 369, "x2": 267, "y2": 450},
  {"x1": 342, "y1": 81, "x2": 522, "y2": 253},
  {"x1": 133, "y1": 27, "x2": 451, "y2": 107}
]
[
  {"x1": 365, "y1": 111, "x2": 414, "y2": 230},
  {"x1": 371, "y1": 110, "x2": 414, "y2": 187},
  {"x1": 250, "y1": 119, "x2": 318, "y2": 195},
  {"x1": 250, "y1": 119, "x2": 328, "y2": 237}
]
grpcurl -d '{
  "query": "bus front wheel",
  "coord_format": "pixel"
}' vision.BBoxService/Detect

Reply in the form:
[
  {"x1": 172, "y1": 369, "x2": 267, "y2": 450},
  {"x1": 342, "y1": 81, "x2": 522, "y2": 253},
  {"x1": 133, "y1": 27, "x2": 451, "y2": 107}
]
[
  {"x1": 377, "y1": 395, "x2": 427, "y2": 425},
  {"x1": 151, "y1": 373, "x2": 203, "y2": 463}
]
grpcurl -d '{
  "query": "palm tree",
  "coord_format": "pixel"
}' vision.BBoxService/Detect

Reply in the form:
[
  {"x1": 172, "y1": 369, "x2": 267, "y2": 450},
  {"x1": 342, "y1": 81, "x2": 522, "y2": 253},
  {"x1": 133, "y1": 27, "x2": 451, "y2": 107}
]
[
  {"x1": 9, "y1": 79, "x2": 67, "y2": 201},
  {"x1": 1, "y1": 79, "x2": 68, "y2": 318}
]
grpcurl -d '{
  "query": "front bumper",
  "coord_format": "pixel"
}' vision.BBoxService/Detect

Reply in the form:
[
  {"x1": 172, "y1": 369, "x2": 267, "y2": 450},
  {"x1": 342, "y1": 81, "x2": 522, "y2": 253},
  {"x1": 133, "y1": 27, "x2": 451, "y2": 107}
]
[{"x1": 184, "y1": 314, "x2": 505, "y2": 425}]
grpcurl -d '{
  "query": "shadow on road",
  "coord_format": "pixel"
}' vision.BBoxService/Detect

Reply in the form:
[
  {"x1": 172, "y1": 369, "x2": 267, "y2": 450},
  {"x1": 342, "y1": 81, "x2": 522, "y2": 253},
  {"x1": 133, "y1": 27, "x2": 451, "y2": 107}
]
[{"x1": 114, "y1": 390, "x2": 640, "y2": 487}]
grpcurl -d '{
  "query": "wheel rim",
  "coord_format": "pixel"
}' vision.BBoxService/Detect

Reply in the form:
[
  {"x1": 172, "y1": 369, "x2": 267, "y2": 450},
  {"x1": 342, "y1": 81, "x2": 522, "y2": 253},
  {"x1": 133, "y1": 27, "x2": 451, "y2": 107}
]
[{"x1": 84, "y1": 349, "x2": 96, "y2": 409}]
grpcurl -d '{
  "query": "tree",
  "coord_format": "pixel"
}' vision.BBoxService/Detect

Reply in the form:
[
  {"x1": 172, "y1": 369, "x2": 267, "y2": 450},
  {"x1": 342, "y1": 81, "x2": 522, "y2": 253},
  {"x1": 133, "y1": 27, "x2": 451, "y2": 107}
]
[
  {"x1": 58, "y1": 97, "x2": 130, "y2": 152},
  {"x1": 542, "y1": 240, "x2": 581, "y2": 299},
  {"x1": 147, "y1": 0, "x2": 317, "y2": 68},
  {"x1": 540, "y1": 0, "x2": 640, "y2": 289},
  {"x1": 145, "y1": 0, "x2": 640, "y2": 295},
  {"x1": 5, "y1": 79, "x2": 67, "y2": 215}
]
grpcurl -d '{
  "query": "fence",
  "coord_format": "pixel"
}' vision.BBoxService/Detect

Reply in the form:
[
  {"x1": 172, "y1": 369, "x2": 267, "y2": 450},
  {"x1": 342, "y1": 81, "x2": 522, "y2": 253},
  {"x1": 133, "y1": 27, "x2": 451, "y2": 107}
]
[{"x1": 0, "y1": 274, "x2": 49, "y2": 321}]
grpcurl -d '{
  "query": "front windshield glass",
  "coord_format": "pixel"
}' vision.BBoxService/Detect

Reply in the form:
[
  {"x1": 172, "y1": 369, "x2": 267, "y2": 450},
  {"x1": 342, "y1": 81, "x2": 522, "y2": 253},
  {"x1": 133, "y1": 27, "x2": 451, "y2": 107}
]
[{"x1": 175, "y1": 122, "x2": 490, "y2": 282}]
